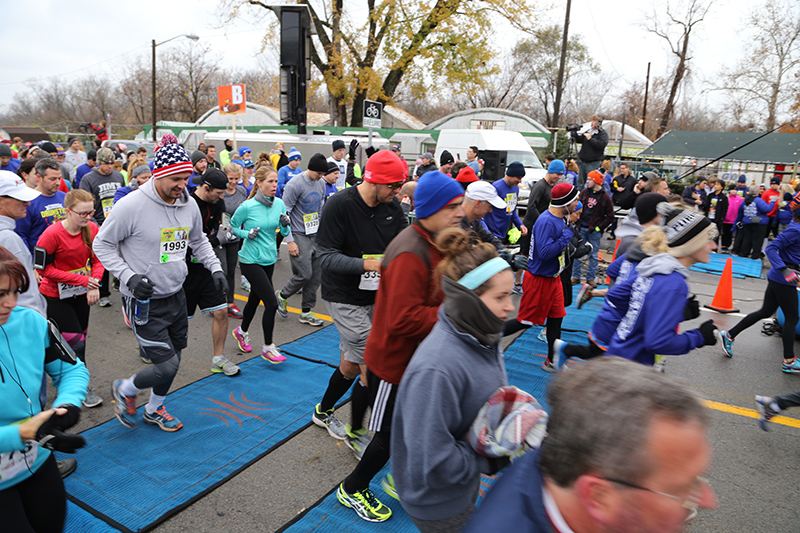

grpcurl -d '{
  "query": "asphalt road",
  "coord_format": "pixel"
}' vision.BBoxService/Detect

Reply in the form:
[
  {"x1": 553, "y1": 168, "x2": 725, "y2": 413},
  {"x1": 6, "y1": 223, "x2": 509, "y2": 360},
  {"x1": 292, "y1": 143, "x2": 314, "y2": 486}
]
[{"x1": 64, "y1": 238, "x2": 800, "y2": 533}]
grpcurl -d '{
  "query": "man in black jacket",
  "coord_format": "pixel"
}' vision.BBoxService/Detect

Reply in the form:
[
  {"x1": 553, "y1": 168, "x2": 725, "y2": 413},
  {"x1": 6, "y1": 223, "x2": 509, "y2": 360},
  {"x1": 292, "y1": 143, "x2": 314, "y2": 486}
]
[
  {"x1": 572, "y1": 115, "x2": 608, "y2": 190},
  {"x1": 611, "y1": 162, "x2": 644, "y2": 210}
]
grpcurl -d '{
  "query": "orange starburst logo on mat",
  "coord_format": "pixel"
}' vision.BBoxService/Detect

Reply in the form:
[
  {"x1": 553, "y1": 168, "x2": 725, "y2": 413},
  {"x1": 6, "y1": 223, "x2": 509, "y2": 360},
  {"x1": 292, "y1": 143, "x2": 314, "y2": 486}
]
[{"x1": 197, "y1": 392, "x2": 274, "y2": 427}]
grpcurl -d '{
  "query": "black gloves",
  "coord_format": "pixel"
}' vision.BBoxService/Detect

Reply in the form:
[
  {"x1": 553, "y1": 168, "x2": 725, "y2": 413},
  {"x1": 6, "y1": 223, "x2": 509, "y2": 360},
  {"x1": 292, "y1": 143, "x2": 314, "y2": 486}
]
[
  {"x1": 698, "y1": 320, "x2": 718, "y2": 346},
  {"x1": 212, "y1": 271, "x2": 229, "y2": 296},
  {"x1": 36, "y1": 404, "x2": 85, "y2": 453},
  {"x1": 127, "y1": 275, "x2": 155, "y2": 300},
  {"x1": 683, "y1": 295, "x2": 700, "y2": 321},
  {"x1": 279, "y1": 214, "x2": 291, "y2": 228},
  {"x1": 348, "y1": 139, "x2": 359, "y2": 160},
  {"x1": 499, "y1": 250, "x2": 528, "y2": 272}
]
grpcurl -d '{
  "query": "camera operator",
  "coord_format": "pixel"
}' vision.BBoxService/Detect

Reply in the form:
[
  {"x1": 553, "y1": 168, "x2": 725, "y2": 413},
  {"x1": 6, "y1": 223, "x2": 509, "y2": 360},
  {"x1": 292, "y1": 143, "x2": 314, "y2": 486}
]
[{"x1": 570, "y1": 114, "x2": 608, "y2": 190}]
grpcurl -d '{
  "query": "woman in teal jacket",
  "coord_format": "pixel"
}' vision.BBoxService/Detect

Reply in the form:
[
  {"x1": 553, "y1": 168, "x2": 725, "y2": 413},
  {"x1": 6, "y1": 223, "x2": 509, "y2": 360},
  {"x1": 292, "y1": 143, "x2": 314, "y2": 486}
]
[
  {"x1": 0, "y1": 246, "x2": 89, "y2": 532},
  {"x1": 230, "y1": 167, "x2": 292, "y2": 363}
]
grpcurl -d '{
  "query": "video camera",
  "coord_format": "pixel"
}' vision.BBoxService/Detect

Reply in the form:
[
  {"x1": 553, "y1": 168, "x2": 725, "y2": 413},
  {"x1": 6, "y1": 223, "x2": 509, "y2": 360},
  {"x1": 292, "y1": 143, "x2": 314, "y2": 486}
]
[{"x1": 566, "y1": 123, "x2": 582, "y2": 133}]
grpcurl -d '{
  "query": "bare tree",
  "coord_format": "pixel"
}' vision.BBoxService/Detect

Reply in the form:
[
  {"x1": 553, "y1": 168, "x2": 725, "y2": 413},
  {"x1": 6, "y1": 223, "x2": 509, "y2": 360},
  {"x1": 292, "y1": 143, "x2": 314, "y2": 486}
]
[
  {"x1": 160, "y1": 42, "x2": 222, "y2": 123},
  {"x1": 644, "y1": 0, "x2": 712, "y2": 138},
  {"x1": 715, "y1": 0, "x2": 800, "y2": 130}
]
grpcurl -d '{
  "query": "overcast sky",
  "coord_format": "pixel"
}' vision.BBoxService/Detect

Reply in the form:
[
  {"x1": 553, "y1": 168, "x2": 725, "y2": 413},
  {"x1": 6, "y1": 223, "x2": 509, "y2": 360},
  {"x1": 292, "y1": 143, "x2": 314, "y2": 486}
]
[{"x1": 1, "y1": 0, "x2": 748, "y2": 120}]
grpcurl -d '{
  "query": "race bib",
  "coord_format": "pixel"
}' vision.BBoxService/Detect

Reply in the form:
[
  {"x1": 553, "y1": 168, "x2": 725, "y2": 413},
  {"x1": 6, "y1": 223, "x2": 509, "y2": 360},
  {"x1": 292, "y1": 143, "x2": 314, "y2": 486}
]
[
  {"x1": 101, "y1": 198, "x2": 114, "y2": 218},
  {"x1": 0, "y1": 441, "x2": 39, "y2": 482},
  {"x1": 556, "y1": 252, "x2": 566, "y2": 277},
  {"x1": 359, "y1": 254, "x2": 383, "y2": 291},
  {"x1": 303, "y1": 212, "x2": 320, "y2": 235},
  {"x1": 709, "y1": 198, "x2": 717, "y2": 219},
  {"x1": 159, "y1": 227, "x2": 189, "y2": 263},
  {"x1": 58, "y1": 267, "x2": 89, "y2": 299},
  {"x1": 505, "y1": 193, "x2": 518, "y2": 213},
  {"x1": 221, "y1": 213, "x2": 232, "y2": 232}
]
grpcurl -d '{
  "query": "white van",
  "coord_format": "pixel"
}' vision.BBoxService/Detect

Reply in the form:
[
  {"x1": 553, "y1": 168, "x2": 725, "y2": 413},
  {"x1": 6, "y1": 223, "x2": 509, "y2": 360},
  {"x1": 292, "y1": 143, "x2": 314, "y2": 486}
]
[{"x1": 434, "y1": 129, "x2": 546, "y2": 210}]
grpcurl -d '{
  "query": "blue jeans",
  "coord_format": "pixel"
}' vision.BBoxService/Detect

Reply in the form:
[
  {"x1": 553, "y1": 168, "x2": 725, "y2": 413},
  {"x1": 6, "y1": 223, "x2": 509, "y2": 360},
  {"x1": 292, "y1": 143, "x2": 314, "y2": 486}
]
[{"x1": 572, "y1": 226, "x2": 602, "y2": 281}]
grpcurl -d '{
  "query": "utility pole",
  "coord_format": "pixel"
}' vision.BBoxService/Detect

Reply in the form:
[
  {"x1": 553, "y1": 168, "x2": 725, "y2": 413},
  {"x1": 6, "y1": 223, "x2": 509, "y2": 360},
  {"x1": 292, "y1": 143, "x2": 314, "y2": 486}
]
[
  {"x1": 552, "y1": 0, "x2": 572, "y2": 130},
  {"x1": 641, "y1": 62, "x2": 651, "y2": 137}
]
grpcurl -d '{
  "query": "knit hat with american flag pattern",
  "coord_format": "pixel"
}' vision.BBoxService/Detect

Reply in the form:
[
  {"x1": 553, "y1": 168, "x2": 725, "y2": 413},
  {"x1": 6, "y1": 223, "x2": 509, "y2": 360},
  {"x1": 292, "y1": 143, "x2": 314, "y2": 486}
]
[{"x1": 152, "y1": 134, "x2": 193, "y2": 179}]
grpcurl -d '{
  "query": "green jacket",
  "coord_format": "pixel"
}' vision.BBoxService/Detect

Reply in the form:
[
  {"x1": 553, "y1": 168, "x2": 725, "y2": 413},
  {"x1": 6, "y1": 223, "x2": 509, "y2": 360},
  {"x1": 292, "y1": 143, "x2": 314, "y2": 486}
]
[{"x1": 231, "y1": 196, "x2": 292, "y2": 266}]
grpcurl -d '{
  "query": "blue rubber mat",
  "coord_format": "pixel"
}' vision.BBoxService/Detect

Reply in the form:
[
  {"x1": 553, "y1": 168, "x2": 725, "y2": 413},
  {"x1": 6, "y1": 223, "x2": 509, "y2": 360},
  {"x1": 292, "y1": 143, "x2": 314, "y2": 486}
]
[
  {"x1": 562, "y1": 285, "x2": 607, "y2": 333},
  {"x1": 690, "y1": 252, "x2": 763, "y2": 278},
  {"x1": 280, "y1": 323, "x2": 341, "y2": 366},
  {"x1": 64, "y1": 350, "x2": 339, "y2": 533},
  {"x1": 65, "y1": 501, "x2": 122, "y2": 532}
]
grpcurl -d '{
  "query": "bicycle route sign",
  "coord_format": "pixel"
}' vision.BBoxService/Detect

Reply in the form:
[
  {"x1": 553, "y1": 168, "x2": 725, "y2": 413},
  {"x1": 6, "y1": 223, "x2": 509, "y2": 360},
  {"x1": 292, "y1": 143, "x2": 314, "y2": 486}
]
[{"x1": 363, "y1": 100, "x2": 383, "y2": 128}]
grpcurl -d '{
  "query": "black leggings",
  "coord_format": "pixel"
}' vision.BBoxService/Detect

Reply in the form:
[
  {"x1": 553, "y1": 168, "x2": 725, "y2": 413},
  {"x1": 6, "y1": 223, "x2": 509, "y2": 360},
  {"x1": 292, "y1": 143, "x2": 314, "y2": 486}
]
[
  {"x1": 99, "y1": 269, "x2": 110, "y2": 298},
  {"x1": 503, "y1": 317, "x2": 563, "y2": 362},
  {"x1": 729, "y1": 279, "x2": 799, "y2": 359},
  {"x1": 45, "y1": 295, "x2": 90, "y2": 364},
  {"x1": 0, "y1": 454, "x2": 65, "y2": 533},
  {"x1": 216, "y1": 242, "x2": 240, "y2": 304},
  {"x1": 240, "y1": 263, "x2": 278, "y2": 345},
  {"x1": 564, "y1": 336, "x2": 605, "y2": 360}
]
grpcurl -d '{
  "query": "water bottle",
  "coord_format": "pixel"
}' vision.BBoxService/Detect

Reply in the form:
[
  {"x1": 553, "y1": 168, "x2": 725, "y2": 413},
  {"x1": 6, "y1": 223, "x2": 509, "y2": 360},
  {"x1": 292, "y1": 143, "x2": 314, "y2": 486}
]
[{"x1": 134, "y1": 277, "x2": 151, "y2": 326}]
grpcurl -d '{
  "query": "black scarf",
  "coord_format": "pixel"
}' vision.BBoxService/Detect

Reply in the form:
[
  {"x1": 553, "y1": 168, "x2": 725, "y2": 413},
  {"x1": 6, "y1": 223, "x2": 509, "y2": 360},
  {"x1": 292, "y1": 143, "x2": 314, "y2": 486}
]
[{"x1": 442, "y1": 276, "x2": 504, "y2": 347}]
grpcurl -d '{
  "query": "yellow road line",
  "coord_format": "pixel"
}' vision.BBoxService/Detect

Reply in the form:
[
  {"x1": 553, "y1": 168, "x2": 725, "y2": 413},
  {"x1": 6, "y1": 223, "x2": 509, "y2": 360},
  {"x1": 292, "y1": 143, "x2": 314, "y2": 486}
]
[
  {"x1": 233, "y1": 293, "x2": 333, "y2": 322},
  {"x1": 702, "y1": 399, "x2": 800, "y2": 429}
]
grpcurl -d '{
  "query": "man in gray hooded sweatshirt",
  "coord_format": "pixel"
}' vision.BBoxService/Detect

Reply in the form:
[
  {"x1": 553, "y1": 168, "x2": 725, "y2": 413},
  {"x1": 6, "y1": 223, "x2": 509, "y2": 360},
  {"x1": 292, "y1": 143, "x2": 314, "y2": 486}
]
[{"x1": 94, "y1": 134, "x2": 226, "y2": 432}]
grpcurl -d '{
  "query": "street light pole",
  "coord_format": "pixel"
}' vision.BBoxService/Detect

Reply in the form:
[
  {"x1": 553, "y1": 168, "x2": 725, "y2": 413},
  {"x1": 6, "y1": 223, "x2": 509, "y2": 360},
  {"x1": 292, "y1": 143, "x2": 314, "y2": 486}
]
[{"x1": 151, "y1": 34, "x2": 199, "y2": 143}]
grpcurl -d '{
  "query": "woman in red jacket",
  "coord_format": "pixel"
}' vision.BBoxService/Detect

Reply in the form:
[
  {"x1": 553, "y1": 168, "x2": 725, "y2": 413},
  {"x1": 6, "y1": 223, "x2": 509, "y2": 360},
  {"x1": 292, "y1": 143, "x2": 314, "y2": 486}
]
[{"x1": 36, "y1": 189, "x2": 104, "y2": 407}]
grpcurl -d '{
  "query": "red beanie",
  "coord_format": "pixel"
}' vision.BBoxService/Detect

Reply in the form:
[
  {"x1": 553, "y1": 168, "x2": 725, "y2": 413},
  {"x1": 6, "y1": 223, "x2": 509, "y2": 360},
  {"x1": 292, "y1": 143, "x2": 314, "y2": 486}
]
[
  {"x1": 363, "y1": 150, "x2": 408, "y2": 184},
  {"x1": 456, "y1": 166, "x2": 479, "y2": 183}
]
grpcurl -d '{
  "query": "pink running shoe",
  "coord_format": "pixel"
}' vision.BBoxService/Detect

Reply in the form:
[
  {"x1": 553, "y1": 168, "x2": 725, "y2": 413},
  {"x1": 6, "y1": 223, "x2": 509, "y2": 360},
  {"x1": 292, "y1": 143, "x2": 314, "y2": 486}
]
[
  {"x1": 233, "y1": 326, "x2": 252, "y2": 353},
  {"x1": 262, "y1": 343, "x2": 287, "y2": 364}
]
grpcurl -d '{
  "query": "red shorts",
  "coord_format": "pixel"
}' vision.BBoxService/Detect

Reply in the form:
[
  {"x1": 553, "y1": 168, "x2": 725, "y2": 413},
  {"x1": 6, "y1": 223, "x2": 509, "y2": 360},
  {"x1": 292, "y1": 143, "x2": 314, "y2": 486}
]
[{"x1": 517, "y1": 273, "x2": 566, "y2": 326}]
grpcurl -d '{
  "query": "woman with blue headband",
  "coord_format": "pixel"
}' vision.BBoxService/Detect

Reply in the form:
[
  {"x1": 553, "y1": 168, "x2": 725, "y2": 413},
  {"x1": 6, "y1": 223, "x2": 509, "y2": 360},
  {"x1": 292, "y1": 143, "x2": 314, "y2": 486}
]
[{"x1": 391, "y1": 227, "x2": 514, "y2": 532}]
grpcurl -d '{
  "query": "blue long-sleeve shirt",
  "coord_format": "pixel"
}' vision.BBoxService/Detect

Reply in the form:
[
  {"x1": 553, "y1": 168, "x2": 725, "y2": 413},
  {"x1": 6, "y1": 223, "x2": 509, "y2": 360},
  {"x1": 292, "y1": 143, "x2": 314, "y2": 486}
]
[
  {"x1": 483, "y1": 178, "x2": 522, "y2": 238},
  {"x1": 527, "y1": 210, "x2": 572, "y2": 278},
  {"x1": 277, "y1": 164, "x2": 303, "y2": 198},
  {"x1": 766, "y1": 221, "x2": 800, "y2": 285},
  {"x1": 15, "y1": 191, "x2": 67, "y2": 254},
  {"x1": 0, "y1": 307, "x2": 89, "y2": 491}
]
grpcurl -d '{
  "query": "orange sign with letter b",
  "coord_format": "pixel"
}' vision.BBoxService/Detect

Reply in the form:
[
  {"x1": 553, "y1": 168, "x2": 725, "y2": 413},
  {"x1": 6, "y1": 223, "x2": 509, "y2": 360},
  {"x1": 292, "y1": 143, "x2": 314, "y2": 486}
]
[{"x1": 217, "y1": 84, "x2": 246, "y2": 115}]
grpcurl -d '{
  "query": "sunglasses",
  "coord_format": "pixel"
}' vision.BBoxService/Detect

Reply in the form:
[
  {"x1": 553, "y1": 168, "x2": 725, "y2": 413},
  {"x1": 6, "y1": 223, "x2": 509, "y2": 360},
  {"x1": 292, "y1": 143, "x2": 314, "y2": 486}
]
[{"x1": 385, "y1": 181, "x2": 405, "y2": 190}]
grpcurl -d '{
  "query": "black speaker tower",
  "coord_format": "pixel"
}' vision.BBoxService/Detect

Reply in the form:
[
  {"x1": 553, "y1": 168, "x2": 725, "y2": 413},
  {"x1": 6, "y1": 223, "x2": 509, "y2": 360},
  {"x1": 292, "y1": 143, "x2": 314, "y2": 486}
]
[{"x1": 277, "y1": 6, "x2": 312, "y2": 134}]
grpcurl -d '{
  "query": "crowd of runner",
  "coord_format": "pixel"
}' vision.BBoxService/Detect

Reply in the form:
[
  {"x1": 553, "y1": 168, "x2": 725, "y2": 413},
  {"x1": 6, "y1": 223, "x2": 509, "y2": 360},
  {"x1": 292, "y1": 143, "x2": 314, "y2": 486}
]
[{"x1": 1, "y1": 130, "x2": 799, "y2": 532}]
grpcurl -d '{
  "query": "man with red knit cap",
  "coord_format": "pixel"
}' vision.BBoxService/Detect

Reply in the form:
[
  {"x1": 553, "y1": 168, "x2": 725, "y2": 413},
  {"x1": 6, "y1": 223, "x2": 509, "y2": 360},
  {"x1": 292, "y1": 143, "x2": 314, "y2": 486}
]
[
  {"x1": 336, "y1": 169, "x2": 465, "y2": 523},
  {"x1": 504, "y1": 182, "x2": 580, "y2": 372},
  {"x1": 312, "y1": 150, "x2": 409, "y2": 455}
]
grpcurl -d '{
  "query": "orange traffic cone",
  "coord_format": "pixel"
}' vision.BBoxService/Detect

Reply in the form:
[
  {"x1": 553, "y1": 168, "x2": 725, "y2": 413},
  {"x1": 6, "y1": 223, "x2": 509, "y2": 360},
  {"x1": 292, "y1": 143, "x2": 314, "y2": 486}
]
[
  {"x1": 704, "y1": 257, "x2": 740, "y2": 313},
  {"x1": 604, "y1": 239, "x2": 621, "y2": 284}
]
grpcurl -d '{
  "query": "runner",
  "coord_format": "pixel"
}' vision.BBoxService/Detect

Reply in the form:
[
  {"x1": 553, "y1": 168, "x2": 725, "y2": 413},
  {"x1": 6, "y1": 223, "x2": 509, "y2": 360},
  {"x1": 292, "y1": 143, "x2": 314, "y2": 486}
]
[
  {"x1": 460, "y1": 181, "x2": 507, "y2": 250},
  {"x1": 79, "y1": 147, "x2": 125, "y2": 307},
  {"x1": 503, "y1": 183, "x2": 579, "y2": 372},
  {"x1": 36, "y1": 189, "x2": 104, "y2": 407},
  {"x1": 230, "y1": 167, "x2": 292, "y2": 364},
  {"x1": 113, "y1": 158, "x2": 151, "y2": 204},
  {"x1": 721, "y1": 195, "x2": 800, "y2": 370},
  {"x1": 312, "y1": 150, "x2": 408, "y2": 457},
  {"x1": 217, "y1": 163, "x2": 249, "y2": 319},
  {"x1": 15, "y1": 157, "x2": 66, "y2": 254},
  {"x1": 336, "y1": 170, "x2": 464, "y2": 523},
  {"x1": 276, "y1": 153, "x2": 328, "y2": 327},
  {"x1": 185, "y1": 168, "x2": 239, "y2": 376},
  {"x1": 95, "y1": 134, "x2": 226, "y2": 431}
]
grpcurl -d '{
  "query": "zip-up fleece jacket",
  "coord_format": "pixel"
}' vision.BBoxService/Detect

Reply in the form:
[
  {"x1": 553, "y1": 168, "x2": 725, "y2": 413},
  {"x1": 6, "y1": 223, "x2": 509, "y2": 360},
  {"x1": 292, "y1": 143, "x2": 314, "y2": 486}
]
[
  {"x1": 725, "y1": 192, "x2": 744, "y2": 224},
  {"x1": 231, "y1": 196, "x2": 292, "y2": 266},
  {"x1": 93, "y1": 180, "x2": 222, "y2": 299},
  {"x1": 608, "y1": 253, "x2": 704, "y2": 365},
  {"x1": 363, "y1": 223, "x2": 444, "y2": 385}
]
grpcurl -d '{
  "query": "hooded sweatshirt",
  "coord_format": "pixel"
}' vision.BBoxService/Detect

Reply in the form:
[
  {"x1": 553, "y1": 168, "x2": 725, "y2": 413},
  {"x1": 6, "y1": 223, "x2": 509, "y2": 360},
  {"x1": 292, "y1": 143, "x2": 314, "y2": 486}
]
[
  {"x1": 0, "y1": 216, "x2": 46, "y2": 317},
  {"x1": 725, "y1": 191, "x2": 744, "y2": 224},
  {"x1": 765, "y1": 221, "x2": 800, "y2": 286},
  {"x1": 608, "y1": 253, "x2": 704, "y2": 365},
  {"x1": 392, "y1": 283, "x2": 507, "y2": 521},
  {"x1": 614, "y1": 208, "x2": 643, "y2": 256},
  {"x1": 93, "y1": 178, "x2": 222, "y2": 299}
]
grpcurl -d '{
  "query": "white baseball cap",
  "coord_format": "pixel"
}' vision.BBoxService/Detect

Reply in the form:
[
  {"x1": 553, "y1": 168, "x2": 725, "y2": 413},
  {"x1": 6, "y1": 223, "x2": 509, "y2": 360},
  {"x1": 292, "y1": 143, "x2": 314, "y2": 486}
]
[
  {"x1": 0, "y1": 170, "x2": 40, "y2": 202},
  {"x1": 466, "y1": 180, "x2": 506, "y2": 209}
]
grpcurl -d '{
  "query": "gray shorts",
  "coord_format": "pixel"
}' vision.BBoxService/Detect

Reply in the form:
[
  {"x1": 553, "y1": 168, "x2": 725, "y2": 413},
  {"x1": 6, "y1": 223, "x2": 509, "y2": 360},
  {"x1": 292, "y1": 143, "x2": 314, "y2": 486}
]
[{"x1": 324, "y1": 300, "x2": 373, "y2": 364}]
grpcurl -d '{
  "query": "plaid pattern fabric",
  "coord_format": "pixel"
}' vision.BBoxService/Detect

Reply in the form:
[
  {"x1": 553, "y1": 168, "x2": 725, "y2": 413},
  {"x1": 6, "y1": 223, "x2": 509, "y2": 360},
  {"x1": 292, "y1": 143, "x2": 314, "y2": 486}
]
[
  {"x1": 153, "y1": 134, "x2": 192, "y2": 179},
  {"x1": 468, "y1": 385, "x2": 548, "y2": 458}
]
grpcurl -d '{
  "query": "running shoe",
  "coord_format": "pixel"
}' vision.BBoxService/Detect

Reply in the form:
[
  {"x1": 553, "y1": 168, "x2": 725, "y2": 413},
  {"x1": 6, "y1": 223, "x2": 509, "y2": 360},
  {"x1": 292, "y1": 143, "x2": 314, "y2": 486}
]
[
  {"x1": 782, "y1": 358, "x2": 800, "y2": 374},
  {"x1": 233, "y1": 326, "x2": 252, "y2": 352},
  {"x1": 299, "y1": 312, "x2": 324, "y2": 327},
  {"x1": 719, "y1": 330, "x2": 734, "y2": 358},
  {"x1": 336, "y1": 483, "x2": 392, "y2": 522},
  {"x1": 345, "y1": 425, "x2": 372, "y2": 460},
  {"x1": 57, "y1": 458, "x2": 77, "y2": 479},
  {"x1": 227, "y1": 304, "x2": 243, "y2": 319},
  {"x1": 755, "y1": 395, "x2": 780, "y2": 431},
  {"x1": 511, "y1": 284, "x2": 523, "y2": 296},
  {"x1": 381, "y1": 474, "x2": 398, "y2": 501},
  {"x1": 576, "y1": 283, "x2": 593, "y2": 309},
  {"x1": 312, "y1": 403, "x2": 347, "y2": 440},
  {"x1": 275, "y1": 290, "x2": 288, "y2": 318},
  {"x1": 552, "y1": 339, "x2": 567, "y2": 370},
  {"x1": 143, "y1": 405, "x2": 183, "y2": 432},
  {"x1": 141, "y1": 355, "x2": 153, "y2": 364},
  {"x1": 111, "y1": 379, "x2": 137, "y2": 428},
  {"x1": 122, "y1": 304, "x2": 131, "y2": 329},
  {"x1": 537, "y1": 328, "x2": 547, "y2": 342},
  {"x1": 541, "y1": 359, "x2": 558, "y2": 373},
  {"x1": 83, "y1": 387, "x2": 103, "y2": 408},
  {"x1": 262, "y1": 343, "x2": 287, "y2": 364},
  {"x1": 241, "y1": 277, "x2": 251, "y2": 292},
  {"x1": 99, "y1": 297, "x2": 112, "y2": 307},
  {"x1": 211, "y1": 356, "x2": 241, "y2": 376}
]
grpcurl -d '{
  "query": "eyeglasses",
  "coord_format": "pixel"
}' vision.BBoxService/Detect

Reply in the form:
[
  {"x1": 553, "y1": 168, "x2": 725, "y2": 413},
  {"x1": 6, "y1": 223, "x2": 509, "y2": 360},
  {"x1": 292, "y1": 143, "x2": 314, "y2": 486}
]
[
  {"x1": 601, "y1": 476, "x2": 710, "y2": 521},
  {"x1": 385, "y1": 181, "x2": 405, "y2": 190},
  {"x1": 69, "y1": 208, "x2": 95, "y2": 218}
]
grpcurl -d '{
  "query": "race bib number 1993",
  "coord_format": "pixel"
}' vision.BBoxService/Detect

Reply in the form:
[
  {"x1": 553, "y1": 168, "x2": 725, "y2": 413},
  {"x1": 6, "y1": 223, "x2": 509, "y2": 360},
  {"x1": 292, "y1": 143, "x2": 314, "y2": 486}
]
[{"x1": 160, "y1": 227, "x2": 189, "y2": 263}]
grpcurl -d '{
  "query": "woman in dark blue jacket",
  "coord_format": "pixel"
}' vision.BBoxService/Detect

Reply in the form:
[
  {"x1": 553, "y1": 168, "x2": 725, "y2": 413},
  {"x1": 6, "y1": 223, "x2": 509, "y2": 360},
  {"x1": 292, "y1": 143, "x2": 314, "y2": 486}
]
[{"x1": 734, "y1": 185, "x2": 774, "y2": 259}]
